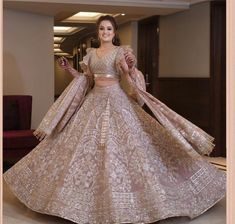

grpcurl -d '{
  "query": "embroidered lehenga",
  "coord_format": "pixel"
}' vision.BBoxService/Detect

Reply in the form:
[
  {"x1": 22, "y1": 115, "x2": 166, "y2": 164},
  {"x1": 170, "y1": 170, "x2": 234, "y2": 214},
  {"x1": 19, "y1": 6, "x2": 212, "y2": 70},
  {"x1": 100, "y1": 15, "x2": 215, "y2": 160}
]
[{"x1": 4, "y1": 46, "x2": 226, "y2": 224}]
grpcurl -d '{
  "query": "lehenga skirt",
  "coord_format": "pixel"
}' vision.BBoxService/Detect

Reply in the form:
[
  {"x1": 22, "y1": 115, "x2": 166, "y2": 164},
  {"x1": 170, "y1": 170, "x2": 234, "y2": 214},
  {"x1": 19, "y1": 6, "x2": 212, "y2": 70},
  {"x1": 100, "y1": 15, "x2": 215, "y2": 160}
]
[{"x1": 4, "y1": 83, "x2": 226, "y2": 224}]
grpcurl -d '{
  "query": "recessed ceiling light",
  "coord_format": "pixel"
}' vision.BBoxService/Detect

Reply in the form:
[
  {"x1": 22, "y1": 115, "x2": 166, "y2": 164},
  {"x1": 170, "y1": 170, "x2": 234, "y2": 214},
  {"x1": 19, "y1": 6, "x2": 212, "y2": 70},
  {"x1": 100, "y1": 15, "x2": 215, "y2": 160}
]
[
  {"x1": 54, "y1": 37, "x2": 64, "y2": 43},
  {"x1": 63, "y1": 12, "x2": 107, "y2": 23},
  {"x1": 54, "y1": 48, "x2": 63, "y2": 53},
  {"x1": 53, "y1": 26, "x2": 84, "y2": 35},
  {"x1": 54, "y1": 52, "x2": 72, "y2": 57},
  {"x1": 121, "y1": 13, "x2": 125, "y2": 16},
  {"x1": 54, "y1": 44, "x2": 60, "y2": 48},
  {"x1": 54, "y1": 26, "x2": 71, "y2": 31},
  {"x1": 76, "y1": 12, "x2": 101, "y2": 17}
]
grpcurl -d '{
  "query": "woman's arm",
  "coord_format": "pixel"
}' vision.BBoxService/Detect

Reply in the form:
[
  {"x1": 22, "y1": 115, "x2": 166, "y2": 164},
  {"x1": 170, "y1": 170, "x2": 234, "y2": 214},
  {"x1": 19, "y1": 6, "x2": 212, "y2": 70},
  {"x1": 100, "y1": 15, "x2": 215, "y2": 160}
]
[
  {"x1": 58, "y1": 57, "x2": 81, "y2": 78},
  {"x1": 58, "y1": 55, "x2": 94, "y2": 87},
  {"x1": 118, "y1": 48, "x2": 146, "y2": 106},
  {"x1": 124, "y1": 51, "x2": 136, "y2": 70}
]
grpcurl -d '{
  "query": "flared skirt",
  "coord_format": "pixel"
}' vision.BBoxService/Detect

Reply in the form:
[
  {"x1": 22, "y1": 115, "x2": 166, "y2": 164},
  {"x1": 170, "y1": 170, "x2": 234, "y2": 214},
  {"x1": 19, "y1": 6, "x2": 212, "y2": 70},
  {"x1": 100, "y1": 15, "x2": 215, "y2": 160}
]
[{"x1": 4, "y1": 83, "x2": 226, "y2": 224}]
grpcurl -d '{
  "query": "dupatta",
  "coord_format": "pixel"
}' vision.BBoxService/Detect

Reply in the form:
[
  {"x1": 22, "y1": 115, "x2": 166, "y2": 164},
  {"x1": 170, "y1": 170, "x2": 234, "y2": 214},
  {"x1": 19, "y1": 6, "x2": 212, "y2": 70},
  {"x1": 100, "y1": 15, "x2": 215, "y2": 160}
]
[
  {"x1": 33, "y1": 75, "x2": 90, "y2": 141},
  {"x1": 34, "y1": 48, "x2": 94, "y2": 141},
  {"x1": 34, "y1": 45, "x2": 215, "y2": 156},
  {"x1": 128, "y1": 67, "x2": 215, "y2": 156}
]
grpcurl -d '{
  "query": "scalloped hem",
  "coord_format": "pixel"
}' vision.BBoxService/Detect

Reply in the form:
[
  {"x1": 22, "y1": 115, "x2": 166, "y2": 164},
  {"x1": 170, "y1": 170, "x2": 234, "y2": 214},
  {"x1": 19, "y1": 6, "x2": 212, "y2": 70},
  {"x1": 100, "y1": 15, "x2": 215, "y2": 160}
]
[{"x1": 3, "y1": 176, "x2": 225, "y2": 224}]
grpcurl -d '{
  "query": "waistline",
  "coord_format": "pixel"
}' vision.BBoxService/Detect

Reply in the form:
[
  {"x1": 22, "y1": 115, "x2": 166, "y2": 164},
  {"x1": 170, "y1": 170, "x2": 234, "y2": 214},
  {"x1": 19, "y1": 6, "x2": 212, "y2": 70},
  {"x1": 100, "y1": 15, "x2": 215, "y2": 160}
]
[{"x1": 94, "y1": 73, "x2": 119, "y2": 79}]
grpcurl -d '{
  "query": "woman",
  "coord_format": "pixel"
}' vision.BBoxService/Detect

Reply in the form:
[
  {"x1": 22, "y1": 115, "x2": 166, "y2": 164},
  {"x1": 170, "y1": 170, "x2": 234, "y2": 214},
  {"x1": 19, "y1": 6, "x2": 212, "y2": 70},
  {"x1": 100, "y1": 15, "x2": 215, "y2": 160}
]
[{"x1": 4, "y1": 15, "x2": 225, "y2": 224}]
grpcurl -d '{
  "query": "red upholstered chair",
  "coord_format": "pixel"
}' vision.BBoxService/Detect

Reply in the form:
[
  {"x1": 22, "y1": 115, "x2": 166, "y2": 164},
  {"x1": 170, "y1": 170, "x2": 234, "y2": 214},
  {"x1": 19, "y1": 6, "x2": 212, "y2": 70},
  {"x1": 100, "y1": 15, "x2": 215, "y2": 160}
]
[{"x1": 3, "y1": 95, "x2": 40, "y2": 166}]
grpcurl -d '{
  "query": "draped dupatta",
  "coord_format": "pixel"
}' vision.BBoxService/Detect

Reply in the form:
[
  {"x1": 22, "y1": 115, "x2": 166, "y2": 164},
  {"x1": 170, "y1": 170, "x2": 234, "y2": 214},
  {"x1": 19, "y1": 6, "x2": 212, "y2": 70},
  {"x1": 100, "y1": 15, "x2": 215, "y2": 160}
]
[
  {"x1": 34, "y1": 45, "x2": 215, "y2": 156},
  {"x1": 33, "y1": 75, "x2": 90, "y2": 140},
  {"x1": 127, "y1": 68, "x2": 215, "y2": 156},
  {"x1": 33, "y1": 48, "x2": 94, "y2": 140}
]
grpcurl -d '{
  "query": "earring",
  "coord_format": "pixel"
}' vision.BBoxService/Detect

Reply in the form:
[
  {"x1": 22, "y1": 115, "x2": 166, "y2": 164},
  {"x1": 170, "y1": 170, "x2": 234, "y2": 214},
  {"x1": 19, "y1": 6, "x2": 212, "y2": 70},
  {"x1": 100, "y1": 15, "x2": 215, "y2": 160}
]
[{"x1": 112, "y1": 35, "x2": 116, "y2": 44}]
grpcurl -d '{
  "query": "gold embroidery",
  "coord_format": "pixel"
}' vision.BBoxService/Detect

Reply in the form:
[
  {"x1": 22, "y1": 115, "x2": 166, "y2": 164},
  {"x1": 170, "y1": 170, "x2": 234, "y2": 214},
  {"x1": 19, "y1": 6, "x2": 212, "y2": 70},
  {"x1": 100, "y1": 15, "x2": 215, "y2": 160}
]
[
  {"x1": 99, "y1": 98, "x2": 110, "y2": 150},
  {"x1": 4, "y1": 47, "x2": 225, "y2": 224}
]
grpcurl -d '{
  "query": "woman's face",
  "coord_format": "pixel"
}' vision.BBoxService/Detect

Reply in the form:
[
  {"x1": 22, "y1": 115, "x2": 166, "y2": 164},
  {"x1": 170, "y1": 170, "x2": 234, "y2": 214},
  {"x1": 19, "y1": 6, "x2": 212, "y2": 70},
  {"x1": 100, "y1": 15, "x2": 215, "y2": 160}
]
[{"x1": 98, "y1": 20, "x2": 115, "y2": 44}]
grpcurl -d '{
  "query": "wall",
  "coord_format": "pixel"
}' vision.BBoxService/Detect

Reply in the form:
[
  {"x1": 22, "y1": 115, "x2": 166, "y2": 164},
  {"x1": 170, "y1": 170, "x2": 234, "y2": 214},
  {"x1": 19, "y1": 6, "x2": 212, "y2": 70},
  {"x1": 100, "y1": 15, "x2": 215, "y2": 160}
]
[
  {"x1": 118, "y1": 21, "x2": 138, "y2": 57},
  {"x1": 3, "y1": 9, "x2": 54, "y2": 128},
  {"x1": 117, "y1": 21, "x2": 138, "y2": 93},
  {"x1": 159, "y1": 2, "x2": 210, "y2": 77}
]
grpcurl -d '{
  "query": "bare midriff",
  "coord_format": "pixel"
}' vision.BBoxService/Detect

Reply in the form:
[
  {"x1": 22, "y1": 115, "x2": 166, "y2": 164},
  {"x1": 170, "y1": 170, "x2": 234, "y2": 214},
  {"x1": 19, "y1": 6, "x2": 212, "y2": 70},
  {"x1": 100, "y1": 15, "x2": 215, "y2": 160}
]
[{"x1": 94, "y1": 77, "x2": 119, "y2": 87}]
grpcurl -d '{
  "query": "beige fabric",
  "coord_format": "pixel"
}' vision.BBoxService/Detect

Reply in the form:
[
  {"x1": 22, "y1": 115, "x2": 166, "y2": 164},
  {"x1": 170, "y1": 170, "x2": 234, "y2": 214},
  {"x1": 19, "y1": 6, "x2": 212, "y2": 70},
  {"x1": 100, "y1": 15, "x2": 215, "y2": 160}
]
[
  {"x1": 33, "y1": 75, "x2": 90, "y2": 140},
  {"x1": 126, "y1": 69, "x2": 214, "y2": 156},
  {"x1": 4, "y1": 45, "x2": 225, "y2": 224},
  {"x1": 4, "y1": 83, "x2": 225, "y2": 224}
]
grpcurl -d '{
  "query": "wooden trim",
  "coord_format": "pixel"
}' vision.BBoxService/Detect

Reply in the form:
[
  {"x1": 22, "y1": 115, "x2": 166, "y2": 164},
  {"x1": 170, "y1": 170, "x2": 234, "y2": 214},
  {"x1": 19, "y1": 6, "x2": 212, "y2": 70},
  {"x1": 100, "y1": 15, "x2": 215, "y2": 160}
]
[
  {"x1": 156, "y1": 78, "x2": 211, "y2": 133},
  {"x1": 137, "y1": 6, "x2": 226, "y2": 157},
  {"x1": 210, "y1": 1, "x2": 226, "y2": 156},
  {"x1": 138, "y1": 16, "x2": 159, "y2": 97}
]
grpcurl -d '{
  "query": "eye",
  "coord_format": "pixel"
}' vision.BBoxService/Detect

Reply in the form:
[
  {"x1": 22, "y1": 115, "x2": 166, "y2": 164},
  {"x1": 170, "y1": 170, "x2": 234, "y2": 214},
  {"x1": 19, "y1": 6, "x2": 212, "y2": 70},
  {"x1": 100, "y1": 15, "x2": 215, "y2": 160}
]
[
  {"x1": 99, "y1": 27, "x2": 104, "y2": 30},
  {"x1": 107, "y1": 27, "x2": 113, "y2": 31}
]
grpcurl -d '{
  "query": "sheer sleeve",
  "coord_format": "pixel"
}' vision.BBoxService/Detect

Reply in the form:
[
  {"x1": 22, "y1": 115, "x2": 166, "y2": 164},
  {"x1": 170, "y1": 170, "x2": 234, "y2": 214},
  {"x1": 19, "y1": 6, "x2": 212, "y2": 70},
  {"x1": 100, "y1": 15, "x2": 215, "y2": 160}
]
[
  {"x1": 79, "y1": 48, "x2": 94, "y2": 86},
  {"x1": 116, "y1": 45, "x2": 135, "y2": 66},
  {"x1": 117, "y1": 46, "x2": 144, "y2": 106},
  {"x1": 79, "y1": 48, "x2": 93, "y2": 73},
  {"x1": 63, "y1": 48, "x2": 93, "y2": 78}
]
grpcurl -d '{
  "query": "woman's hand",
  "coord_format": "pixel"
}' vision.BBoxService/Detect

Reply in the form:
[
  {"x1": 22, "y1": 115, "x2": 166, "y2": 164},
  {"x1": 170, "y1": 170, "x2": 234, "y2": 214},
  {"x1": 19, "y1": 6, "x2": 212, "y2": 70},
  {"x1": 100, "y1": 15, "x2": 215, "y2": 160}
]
[
  {"x1": 57, "y1": 57, "x2": 71, "y2": 70},
  {"x1": 58, "y1": 57, "x2": 82, "y2": 78},
  {"x1": 124, "y1": 51, "x2": 136, "y2": 69},
  {"x1": 118, "y1": 58, "x2": 135, "y2": 85},
  {"x1": 118, "y1": 58, "x2": 129, "y2": 75}
]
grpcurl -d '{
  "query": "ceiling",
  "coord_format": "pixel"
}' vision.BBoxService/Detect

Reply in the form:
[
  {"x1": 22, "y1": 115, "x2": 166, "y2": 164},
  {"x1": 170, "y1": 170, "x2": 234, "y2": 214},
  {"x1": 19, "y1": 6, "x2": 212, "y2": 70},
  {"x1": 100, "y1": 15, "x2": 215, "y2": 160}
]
[{"x1": 3, "y1": 0, "x2": 210, "y2": 54}]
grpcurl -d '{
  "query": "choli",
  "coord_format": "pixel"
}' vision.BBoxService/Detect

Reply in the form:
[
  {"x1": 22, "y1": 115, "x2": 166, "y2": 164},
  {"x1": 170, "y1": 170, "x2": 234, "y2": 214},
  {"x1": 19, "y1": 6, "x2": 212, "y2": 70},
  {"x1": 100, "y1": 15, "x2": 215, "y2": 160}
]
[{"x1": 79, "y1": 45, "x2": 133, "y2": 80}]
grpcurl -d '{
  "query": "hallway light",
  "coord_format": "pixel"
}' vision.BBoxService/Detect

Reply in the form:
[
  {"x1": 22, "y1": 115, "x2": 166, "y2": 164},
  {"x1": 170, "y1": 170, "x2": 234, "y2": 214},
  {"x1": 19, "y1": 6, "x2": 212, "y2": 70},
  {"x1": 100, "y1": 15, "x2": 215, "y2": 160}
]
[
  {"x1": 75, "y1": 12, "x2": 101, "y2": 17},
  {"x1": 54, "y1": 37, "x2": 64, "y2": 43},
  {"x1": 54, "y1": 44, "x2": 60, "y2": 48},
  {"x1": 54, "y1": 52, "x2": 72, "y2": 57},
  {"x1": 63, "y1": 11, "x2": 102, "y2": 23},
  {"x1": 53, "y1": 26, "x2": 84, "y2": 35},
  {"x1": 54, "y1": 48, "x2": 63, "y2": 53}
]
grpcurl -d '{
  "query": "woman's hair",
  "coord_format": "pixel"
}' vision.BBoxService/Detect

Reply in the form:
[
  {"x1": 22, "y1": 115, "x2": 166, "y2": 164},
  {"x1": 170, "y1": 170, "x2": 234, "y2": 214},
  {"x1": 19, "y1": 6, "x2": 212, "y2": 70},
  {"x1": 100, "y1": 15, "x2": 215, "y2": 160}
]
[{"x1": 96, "y1": 15, "x2": 120, "y2": 46}]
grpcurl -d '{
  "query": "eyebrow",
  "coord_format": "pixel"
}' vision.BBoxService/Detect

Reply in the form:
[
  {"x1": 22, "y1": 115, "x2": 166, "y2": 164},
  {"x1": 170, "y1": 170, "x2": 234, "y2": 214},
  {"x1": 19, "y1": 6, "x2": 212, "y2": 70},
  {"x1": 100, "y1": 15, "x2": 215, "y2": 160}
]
[{"x1": 99, "y1": 25, "x2": 113, "y2": 28}]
